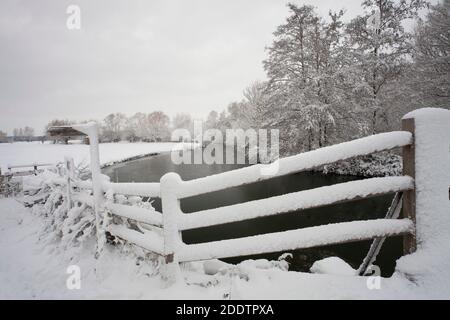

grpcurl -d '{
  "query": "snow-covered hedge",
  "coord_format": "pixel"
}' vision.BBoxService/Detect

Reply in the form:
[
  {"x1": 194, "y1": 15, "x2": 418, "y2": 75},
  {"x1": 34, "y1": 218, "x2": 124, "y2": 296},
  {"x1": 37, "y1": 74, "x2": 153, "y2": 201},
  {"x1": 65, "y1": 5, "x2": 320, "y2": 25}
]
[
  {"x1": 23, "y1": 171, "x2": 96, "y2": 249},
  {"x1": 319, "y1": 151, "x2": 402, "y2": 177}
]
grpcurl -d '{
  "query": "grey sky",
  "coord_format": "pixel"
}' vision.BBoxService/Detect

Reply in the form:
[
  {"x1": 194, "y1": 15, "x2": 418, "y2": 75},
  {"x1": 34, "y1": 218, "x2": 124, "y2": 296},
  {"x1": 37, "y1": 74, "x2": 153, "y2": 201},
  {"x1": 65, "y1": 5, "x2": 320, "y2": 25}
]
[{"x1": 0, "y1": 0, "x2": 429, "y2": 135}]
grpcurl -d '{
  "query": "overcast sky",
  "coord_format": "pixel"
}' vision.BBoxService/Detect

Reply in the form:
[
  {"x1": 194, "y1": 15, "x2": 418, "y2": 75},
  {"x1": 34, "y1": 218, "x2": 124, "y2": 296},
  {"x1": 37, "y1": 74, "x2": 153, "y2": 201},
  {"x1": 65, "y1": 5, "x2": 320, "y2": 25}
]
[{"x1": 0, "y1": 0, "x2": 430, "y2": 135}]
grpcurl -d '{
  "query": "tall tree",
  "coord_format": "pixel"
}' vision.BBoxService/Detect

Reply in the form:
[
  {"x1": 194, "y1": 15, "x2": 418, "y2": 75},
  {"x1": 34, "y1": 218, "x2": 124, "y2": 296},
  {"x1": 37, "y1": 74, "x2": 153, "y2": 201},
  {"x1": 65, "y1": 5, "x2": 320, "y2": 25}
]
[
  {"x1": 172, "y1": 113, "x2": 193, "y2": 134},
  {"x1": 264, "y1": 4, "x2": 348, "y2": 153},
  {"x1": 205, "y1": 110, "x2": 219, "y2": 130},
  {"x1": 23, "y1": 126, "x2": 35, "y2": 140},
  {"x1": 242, "y1": 81, "x2": 270, "y2": 130},
  {"x1": 412, "y1": 0, "x2": 450, "y2": 107},
  {"x1": 345, "y1": 0, "x2": 428, "y2": 133},
  {"x1": 102, "y1": 113, "x2": 126, "y2": 142},
  {"x1": 0, "y1": 130, "x2": 7, "y2": 142},
  {"x1": 129, "y1": 112, "x2": 148, "y2": 140},
  {"x1": 147, "y1": 111, "x2": 170, "y2": 142}
]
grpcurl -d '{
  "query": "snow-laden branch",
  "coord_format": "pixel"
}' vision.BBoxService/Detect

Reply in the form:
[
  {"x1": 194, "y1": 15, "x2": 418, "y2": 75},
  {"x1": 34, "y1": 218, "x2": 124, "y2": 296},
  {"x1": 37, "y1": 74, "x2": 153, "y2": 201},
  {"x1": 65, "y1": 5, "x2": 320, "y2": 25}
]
[{"x1": 72, "y1": 193, "x2": 94, "y2": 207}]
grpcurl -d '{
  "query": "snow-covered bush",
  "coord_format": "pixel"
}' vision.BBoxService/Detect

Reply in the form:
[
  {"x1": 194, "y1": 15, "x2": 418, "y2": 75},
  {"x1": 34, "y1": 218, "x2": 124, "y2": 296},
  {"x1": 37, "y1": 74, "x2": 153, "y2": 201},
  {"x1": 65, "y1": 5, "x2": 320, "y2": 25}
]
[
  {"x1": 24, "y1": 169, "x2": 165, "y2": 275},
  {"x1": 0, "y1": 175, "x2": 21, "y2": 198},
  {"x1": 319, "y1": 151, "x2": 402, "y2": 177},
  {"x1": 24, "y1": 170, "x2": 96, "y2": 250}
]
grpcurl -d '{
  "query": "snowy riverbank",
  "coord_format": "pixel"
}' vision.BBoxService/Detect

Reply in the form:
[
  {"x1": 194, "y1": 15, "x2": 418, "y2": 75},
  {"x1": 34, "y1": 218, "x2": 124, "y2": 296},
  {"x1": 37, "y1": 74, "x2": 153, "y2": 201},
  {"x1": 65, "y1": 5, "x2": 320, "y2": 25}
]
[
  {"x1": 0, "y1": 141, "x2": 402, "y2": 178},
  {"x1": 0, "y1": 141, "x2": 191, "y2": 173}
]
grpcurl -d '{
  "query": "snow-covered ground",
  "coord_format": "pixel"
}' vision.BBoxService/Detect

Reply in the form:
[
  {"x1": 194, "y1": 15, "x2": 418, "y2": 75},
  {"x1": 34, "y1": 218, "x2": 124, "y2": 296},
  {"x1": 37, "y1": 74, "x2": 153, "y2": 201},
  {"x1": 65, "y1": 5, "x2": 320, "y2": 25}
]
[
  {"x1": 0, "y1": 197, "x2": 437, "y2": 299},
  {"x1": 0, "y1": 108, "x2": 449, "y2": 299},
  {"x1": 0, "y1": 141, "x2": 188, "y2": 173}
]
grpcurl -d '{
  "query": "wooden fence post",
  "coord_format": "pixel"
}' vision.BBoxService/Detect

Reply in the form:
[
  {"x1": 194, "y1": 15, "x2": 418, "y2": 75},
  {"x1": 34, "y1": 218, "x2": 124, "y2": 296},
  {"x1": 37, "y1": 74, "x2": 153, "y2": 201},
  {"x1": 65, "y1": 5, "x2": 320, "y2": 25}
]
[
  {"x1": 160, "y1": 172, "x2": 183, "y2": 284},
  {"x1": 65, "y1": 157, "x2": 75, "y2": 210},
  {"x1": 72, "y1": 122, "x2": 105, "y2": 256},
  {"x1": 401, "y1": 118, "x2": 417, "y2": 254}
]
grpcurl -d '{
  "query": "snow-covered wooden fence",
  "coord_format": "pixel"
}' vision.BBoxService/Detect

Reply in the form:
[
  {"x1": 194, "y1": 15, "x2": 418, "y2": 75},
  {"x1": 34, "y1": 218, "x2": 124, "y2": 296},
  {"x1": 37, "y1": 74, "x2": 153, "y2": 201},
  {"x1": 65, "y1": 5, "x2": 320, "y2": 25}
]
[
  {"x1": 7, "y1": 163, "x2": 55, "y2": 176},
  {"x1": 59, "y1": 109, "x2": 450, "y2": 283},
  {"x1": 0, "y1": 162, "x2": 61, "y2": 197}
]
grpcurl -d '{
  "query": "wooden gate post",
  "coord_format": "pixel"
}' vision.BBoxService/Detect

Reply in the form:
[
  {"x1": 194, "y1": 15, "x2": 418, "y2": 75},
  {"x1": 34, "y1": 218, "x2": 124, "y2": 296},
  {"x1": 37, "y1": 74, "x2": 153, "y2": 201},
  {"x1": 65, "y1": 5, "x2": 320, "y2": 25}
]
[
  {"x1": 400, "y1": 108, "x2": 450, "y2": 262},
  {"x1": 401, "y1": 118, "x2": 417, "y2": 254},
  {"x1": 160, "y1": 172, "x2": 183, "y2": 284}
]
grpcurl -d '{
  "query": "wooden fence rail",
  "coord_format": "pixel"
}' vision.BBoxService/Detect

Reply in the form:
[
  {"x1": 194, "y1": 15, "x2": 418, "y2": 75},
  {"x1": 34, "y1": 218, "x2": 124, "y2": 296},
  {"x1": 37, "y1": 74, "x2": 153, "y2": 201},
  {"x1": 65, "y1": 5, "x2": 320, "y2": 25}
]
[{"x1": 6, "y1": 162, "x2": 55, "y2": 177}]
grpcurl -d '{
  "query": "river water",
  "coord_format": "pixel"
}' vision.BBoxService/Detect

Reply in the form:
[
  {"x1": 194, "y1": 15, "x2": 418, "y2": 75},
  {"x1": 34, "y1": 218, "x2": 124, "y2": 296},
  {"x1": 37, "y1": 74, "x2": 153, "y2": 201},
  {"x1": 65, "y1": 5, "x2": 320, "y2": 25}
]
[{"x1": 103, "y1": 147, "x2": 403, "y2": 276}]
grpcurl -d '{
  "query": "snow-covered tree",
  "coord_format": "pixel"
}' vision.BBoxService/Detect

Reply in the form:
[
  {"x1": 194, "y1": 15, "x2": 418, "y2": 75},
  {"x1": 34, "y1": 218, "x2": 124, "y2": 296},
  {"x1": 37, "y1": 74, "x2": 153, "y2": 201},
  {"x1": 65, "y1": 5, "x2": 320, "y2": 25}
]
[
  {"x1": 13, "y1": 128, "x2": 22, "y2": 139},
  {"x1": 102, "y1": 113, "x2": 126, "y2": 142},
  {"x1": 172, "y1": 113, "x2": 193, "y2": 134},
  {"x1": 146, "y1": 111, "x2": 170, "y2": 142},
  {"x1": 216, "y1": 110, "x2": 231, "y2": 134},
  {"x1": 122, "y1": 117, "x2": 139, "y2": 142},
  {"x1": 205, "y1": 110, "x2": 219, "y2": 130},
  {"x1": 12, "y1": 126, "x2": 35, "y2": 141},
  {"x1": 129, "y1": 112, "x2": 148, "y2": 141},
  {"x1": 345, "y1": 0, "x2": 428, "y2": 133},
  {"x1": 23, "y1": 126, "x2": 34, "y2": 139},
  {"x1": 412, "y1": 0, "x2": 450, "y2": 108},
  {"x1": 0, "y1": 130, "x2": 7, "y2": 143},
  {"x1": 263, "y1": 4, "x2": 349, "y2": 153},
  {"x1": 242, "y1": 81, "x2": 270, "y2": 130}
]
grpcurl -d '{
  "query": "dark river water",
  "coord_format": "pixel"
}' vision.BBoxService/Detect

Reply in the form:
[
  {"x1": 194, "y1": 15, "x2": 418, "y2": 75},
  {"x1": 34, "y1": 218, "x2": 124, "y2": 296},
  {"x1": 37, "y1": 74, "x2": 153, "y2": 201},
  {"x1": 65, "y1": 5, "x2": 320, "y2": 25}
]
[{"x1": 103, "y1": 148, "x2": 403, "y2": 276}]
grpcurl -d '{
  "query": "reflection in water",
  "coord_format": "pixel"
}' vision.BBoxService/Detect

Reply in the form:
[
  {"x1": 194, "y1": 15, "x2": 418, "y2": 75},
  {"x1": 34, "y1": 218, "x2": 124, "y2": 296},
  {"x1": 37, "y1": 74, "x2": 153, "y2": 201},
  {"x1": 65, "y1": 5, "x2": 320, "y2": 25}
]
[{"x1": 104, "y1": 147, "x2": 403, "y2": 276}]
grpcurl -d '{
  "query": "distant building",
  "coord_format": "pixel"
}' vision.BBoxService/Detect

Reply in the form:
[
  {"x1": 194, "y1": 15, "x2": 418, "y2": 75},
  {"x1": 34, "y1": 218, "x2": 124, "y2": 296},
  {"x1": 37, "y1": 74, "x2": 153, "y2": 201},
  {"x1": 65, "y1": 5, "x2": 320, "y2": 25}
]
[{"x1": 47, "y1": 126, "x2": 88, "y2": 144}]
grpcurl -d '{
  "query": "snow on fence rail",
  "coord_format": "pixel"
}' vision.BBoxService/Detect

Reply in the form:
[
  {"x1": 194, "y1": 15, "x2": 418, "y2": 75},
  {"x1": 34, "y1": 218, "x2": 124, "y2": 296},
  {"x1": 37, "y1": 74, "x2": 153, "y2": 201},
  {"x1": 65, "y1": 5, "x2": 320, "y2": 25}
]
[
  {"x1": 107, "y1": 224, "x2": 164, "y2": 255},
  {"x1": 40, "y1": 110, "x2": 450, "y2": 284},
  {"x1": 178, "y1": 219, "x2": 414, "y2": 262},
  {"x1": 7, "y1": 163, "x2": 55, "y2": 170},
  {"x1": 3, "y1": 162, "x2": 56, "y2": 177},
  {"x1": 105, "y1": 202, "x2": 162, "y2": 226}
]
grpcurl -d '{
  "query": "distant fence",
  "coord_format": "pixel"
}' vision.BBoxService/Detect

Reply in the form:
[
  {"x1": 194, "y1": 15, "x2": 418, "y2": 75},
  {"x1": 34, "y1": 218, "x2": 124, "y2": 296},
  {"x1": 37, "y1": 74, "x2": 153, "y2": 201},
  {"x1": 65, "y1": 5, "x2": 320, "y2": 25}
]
[
  {"x1": 0, "y1": 163, "x2": 58, "y2": 197},
  {"x1": 7, "y1": 163, "x2": 55, "y2": 175}
]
